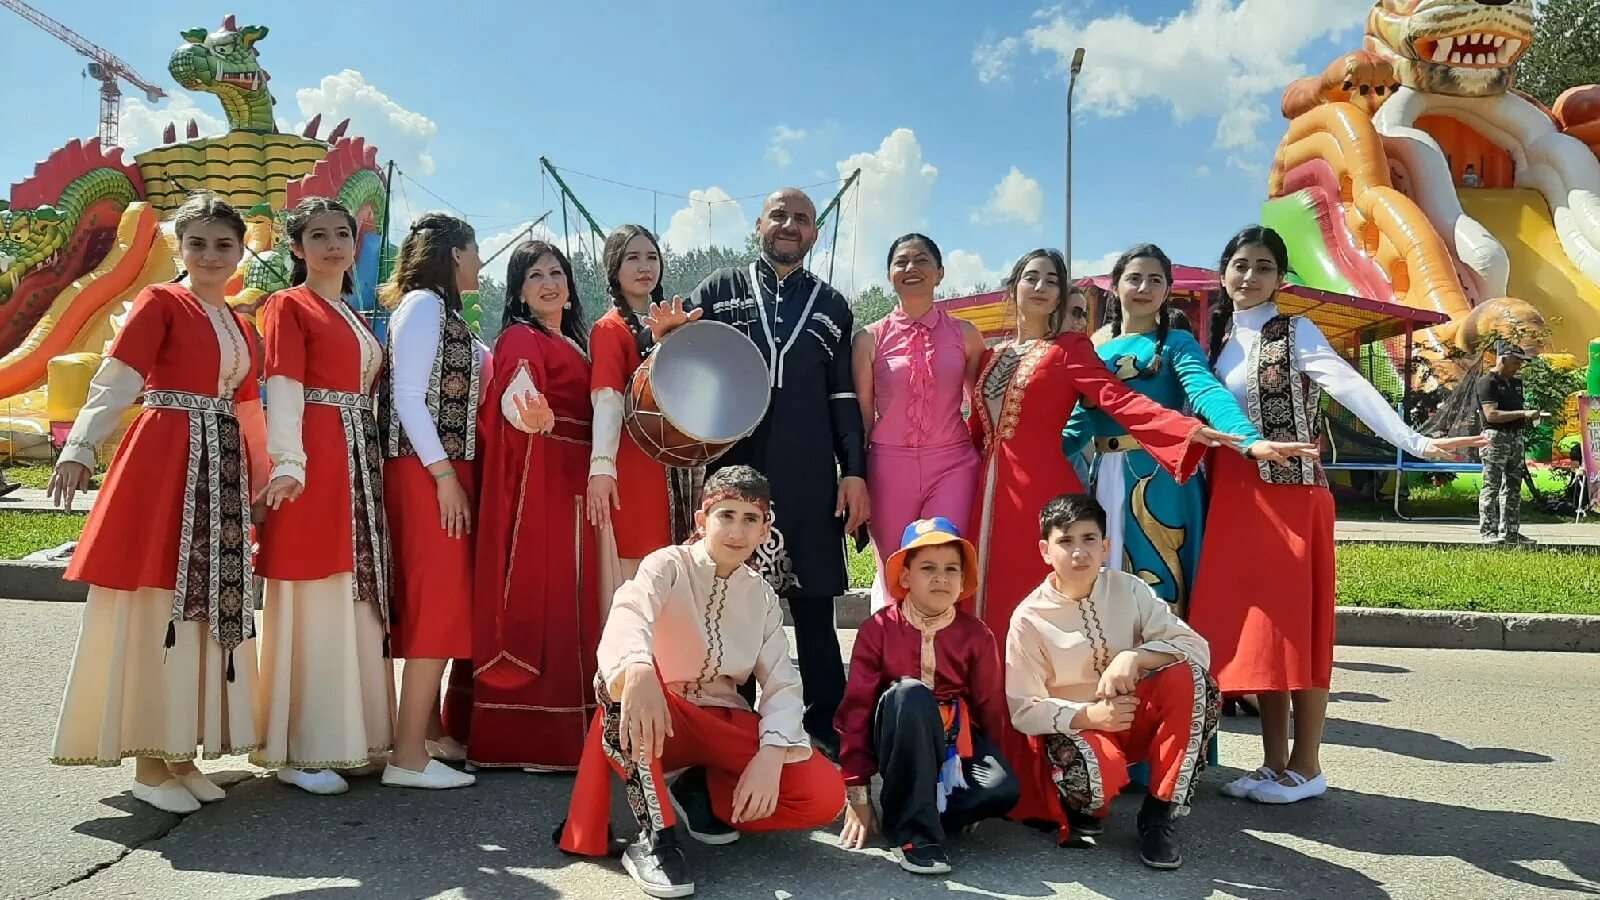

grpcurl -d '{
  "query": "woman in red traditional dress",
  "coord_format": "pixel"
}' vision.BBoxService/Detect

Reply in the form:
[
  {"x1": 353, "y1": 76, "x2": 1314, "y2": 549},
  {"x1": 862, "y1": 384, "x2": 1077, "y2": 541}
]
[
  {"x1": 455, "y1": 240, "x2": 600, "y2": 771},
  {"x1": 48, "y1": 194, "x2": 265, "y2": 814},
  {"x1": 1190, "y1": 226, "x2": 1484, "y2": 806},
  {"x1": 253, "y1": 197, "x2": 395, "y2": 795},
  {"x1": 374, "y1": 212, "x2": 486, "y2": 789},
  {"x1": 587, "y1": 225, "x2": 675, "y2": 577},
  {"x1": 964, "y1": 248, "x2": 1230, "y2": 824}
]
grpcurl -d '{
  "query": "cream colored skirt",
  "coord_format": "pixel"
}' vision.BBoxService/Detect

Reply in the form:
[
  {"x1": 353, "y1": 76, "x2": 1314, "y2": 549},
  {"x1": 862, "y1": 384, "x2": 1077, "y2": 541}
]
[
  {"x1": 52, "y1": 586, "x2": 259, "y2": 766},
  {"x1": 251, "y1": 574, "x2": 395, "y2": 770}
]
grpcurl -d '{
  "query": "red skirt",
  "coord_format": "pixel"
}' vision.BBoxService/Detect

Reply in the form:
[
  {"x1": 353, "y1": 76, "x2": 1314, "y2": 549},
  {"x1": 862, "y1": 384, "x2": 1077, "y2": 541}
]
[
  {"x1": 383, "y1": 457, "x2": 474, "y2": 659},
  {"x1": 613, "y1": 429, "x2": 672, "y2": 558},
  {"x1": 1187, "y1": 448, "x2": 1336, "y2": 693}
]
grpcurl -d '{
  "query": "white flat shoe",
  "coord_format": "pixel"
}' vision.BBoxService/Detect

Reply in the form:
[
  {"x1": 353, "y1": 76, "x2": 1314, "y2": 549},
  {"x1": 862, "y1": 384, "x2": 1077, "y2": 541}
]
[
  {"x1": 276, "y1": 768, "x2": 350, "y2": 795},
  {"x1": 1221, "y1": 766, "x2": 1281, "y2": 799},
  {"x1": 427, "y1": 738, "x2": 467, "y2": 762},
  {"x1": 131, "y1": 779, "x2": 201, "y2": 814},
  {"x1": 345, "y1": 761, "x2": 384, "y2": 777},
  {"x1": 1248, "y1": 771, "x2": 1327, "y2": 804},
  {"x1": 174, "y1": 771, "x2": 226, "y2": 803},
  {"x1": 382, "y1": 759, "x2": 476, "y2": 790}
]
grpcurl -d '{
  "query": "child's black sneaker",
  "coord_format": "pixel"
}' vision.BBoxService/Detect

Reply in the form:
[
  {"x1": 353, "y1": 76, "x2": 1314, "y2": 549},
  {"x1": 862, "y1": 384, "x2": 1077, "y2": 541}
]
[
  {"x1": 622, "y1": 828, "x2": 694, "y2": 898},
  {"x1": 669, "y1": 767, "x2": 739, "y2": 845},
  {"x1": 1136, "y1": 796, "x2": 1182, "y2": 870},
  {"x1": 1066, "y1": 807, "x2": 1104, "y2": 836},
  {"x1": 894, "y1": 842, "x2": 952, "y2": 875}
]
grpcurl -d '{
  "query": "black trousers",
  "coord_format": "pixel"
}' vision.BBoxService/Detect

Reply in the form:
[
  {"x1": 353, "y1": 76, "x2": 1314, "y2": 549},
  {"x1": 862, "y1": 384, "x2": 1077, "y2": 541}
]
[
  {"x1": 875, "y1": 678, "x2": 1020, "y2": 847},
  {"x1": 737, "y1": 595, "x2": 846, "y2": 744}
]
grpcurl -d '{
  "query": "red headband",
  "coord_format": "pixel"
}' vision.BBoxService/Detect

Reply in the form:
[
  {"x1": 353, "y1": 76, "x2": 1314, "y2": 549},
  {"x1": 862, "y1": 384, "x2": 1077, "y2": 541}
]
[{"x1": 700, "y1": 487, "x2": 771, "y2": 516}]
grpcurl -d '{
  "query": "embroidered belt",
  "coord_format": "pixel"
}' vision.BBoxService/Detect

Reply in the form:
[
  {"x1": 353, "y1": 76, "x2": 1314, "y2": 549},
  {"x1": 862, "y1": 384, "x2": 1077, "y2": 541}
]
[
  {"x1": 1095, "y1": 434, "x2": 1142, "y2": 453},
  {"x1": 144, "y1": 390, "x2": 236, "y2": 416},
  {"x1": 305, "y1": 388, "x2": 373, "y2": 410}
]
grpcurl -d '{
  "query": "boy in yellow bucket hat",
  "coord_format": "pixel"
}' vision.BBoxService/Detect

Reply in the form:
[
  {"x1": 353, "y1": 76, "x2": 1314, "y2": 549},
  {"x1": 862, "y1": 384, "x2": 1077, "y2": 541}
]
[{"x1": 833, "y1": 517, "x2": 1019, "y2": 875}]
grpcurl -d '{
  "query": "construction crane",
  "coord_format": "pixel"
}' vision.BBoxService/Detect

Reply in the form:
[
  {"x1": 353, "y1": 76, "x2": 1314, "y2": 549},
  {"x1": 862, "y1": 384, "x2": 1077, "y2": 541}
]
[{"x1": 2, "y1": 0, "x2": 167, "y2": 146}]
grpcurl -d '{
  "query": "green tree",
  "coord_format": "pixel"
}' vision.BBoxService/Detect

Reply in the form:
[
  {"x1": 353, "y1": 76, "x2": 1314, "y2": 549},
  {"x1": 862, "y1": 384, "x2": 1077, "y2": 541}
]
[
  {"x1": 476, "y1": 274, "x2": 506, "y2": 340},
  {"x1": 1517, "y1": 0, "x2": 1600, "y2": 107},
  {"x1": 852, "y1": 285, "x2": 897, "y2": 328}
]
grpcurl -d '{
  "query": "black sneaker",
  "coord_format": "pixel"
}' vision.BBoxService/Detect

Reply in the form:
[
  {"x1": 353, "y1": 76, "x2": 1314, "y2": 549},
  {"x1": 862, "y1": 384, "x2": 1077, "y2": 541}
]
[
  {"x1": 552, "y1": 819, "x2": 629, "y2": 858},
  {"x1": 621, "y1": 829, "x2": 694, "y2": 898},
  {"x1": 894, "y1": 842, "x2": 952, "y2": 875},
  {"x1": 1066, "y1": 807, "x2": 1104, "y2": 837},
  {"x1": 669, "y1": 768, "x2": 739, "y2": 845},
  {"x1": 1136, "y1": 796, "x2": 1182, "y2": 870}
]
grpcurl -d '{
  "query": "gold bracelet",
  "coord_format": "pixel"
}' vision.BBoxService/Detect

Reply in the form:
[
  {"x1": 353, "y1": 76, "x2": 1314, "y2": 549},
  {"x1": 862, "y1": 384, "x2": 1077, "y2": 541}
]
[{"x1": 591, "y1": 455, "x2": 616, "y2": 467}]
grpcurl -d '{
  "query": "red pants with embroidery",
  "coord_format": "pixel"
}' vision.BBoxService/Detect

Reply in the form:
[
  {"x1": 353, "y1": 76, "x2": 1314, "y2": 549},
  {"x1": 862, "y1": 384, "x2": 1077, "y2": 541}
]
[
  {"x1": 1020, "y1": 662, "x2": 1219, "y2": 835},
  {"x1": 559, "y1": 682, "x2": 846, "y2": 856}
]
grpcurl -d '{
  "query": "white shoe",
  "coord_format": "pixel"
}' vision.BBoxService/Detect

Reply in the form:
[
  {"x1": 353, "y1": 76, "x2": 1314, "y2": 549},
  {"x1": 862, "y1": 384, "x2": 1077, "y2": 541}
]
[
  {"x1": 131, "y1": 779, "x2": 202, "y2": 814},
  {"x1": 1248, "y1": 770, "x2": 1327, "y2": 804},
  {"x1": 382, "y1": 759, "x2": 476, "y2": 790},
  {"x1": 345, "y1": 761, "x2": 383, "y2": 777},
  {"x1": 276, "y1": 768, "x2": 350, "y2": 795},
  {"x1": 174, "y1": 771, "x2": 226, "y2": 803},
  {"x1": 427, "y1": 737, "x2": 467, "y2": 762},
  {"x1": 1221, "y1": 766, "x2": 1281, "y2": 799}
]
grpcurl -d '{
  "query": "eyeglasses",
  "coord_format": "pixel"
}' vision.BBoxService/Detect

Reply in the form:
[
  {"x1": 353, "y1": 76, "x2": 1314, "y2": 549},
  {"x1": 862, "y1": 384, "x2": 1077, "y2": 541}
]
[{"x1": 1068, "y1": 308, "x2": 1089, "y2": 321}]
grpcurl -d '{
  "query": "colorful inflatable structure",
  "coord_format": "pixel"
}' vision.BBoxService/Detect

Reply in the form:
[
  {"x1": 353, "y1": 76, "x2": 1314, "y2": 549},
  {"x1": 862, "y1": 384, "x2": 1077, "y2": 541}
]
[
  {"x1": 0, "y1": 16, "x2": 387, "y2": 458},
  {"x1": 1269, "y1": 0, "x2": 1600, "y2": 385}
]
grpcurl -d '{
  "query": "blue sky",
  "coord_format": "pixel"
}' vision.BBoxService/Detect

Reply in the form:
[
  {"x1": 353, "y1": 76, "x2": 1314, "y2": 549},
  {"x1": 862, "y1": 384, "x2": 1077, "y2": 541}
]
[{"x1": 2, "y1": 0, "x2": 1378, "y2": 295}]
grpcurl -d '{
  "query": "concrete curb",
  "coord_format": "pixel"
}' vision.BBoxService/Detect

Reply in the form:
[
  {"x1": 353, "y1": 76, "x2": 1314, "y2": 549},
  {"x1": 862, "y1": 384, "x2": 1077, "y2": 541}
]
[{"x1": 5, "y1": 563, "x2": 1597, "y2": 652}]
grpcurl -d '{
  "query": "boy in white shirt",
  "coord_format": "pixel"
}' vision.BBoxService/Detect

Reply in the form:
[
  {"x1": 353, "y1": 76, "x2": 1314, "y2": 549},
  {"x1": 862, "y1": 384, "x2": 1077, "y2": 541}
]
[
  {"x1": 557, "y1": 465, "x2": 845, "y2": 898},
  {"x1": 1006, "y1": 493, "x2": 1219, "y2": 869}
]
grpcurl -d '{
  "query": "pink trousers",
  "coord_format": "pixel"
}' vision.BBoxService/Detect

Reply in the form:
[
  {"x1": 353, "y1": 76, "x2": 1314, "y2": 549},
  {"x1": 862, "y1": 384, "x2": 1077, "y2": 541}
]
[{"x1": 866, "y1": 439, "x2": 981, "y2": 609}]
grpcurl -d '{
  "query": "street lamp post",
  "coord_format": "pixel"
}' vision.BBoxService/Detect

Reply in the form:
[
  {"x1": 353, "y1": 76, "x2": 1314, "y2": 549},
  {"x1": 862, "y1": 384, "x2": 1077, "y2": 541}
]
[{"x1": 1066, "y1": 46, "x2": 1086, "y2": 286}]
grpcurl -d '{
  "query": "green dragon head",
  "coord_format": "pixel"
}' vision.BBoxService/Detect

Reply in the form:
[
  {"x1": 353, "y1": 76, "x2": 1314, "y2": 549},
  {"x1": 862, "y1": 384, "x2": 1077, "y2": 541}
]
[
  {"x1": 0, "y1": 201, "x2": 69, "y2": 298},
  {"x1": 168, "y1": 15, "x2": 277, "y2": 133}
]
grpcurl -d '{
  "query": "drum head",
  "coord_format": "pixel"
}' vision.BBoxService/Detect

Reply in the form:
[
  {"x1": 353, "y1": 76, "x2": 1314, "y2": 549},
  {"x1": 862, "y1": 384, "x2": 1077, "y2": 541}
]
[{"x1": 650, "y1": 320, "x2": 770, "y2": 444}]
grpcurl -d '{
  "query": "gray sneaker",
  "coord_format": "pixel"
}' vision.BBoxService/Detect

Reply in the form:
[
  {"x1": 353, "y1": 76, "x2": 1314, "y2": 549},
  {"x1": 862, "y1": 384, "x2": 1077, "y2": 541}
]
[{"x1": 1504, "y1": 533, "x2": 1539, "y2": 546}]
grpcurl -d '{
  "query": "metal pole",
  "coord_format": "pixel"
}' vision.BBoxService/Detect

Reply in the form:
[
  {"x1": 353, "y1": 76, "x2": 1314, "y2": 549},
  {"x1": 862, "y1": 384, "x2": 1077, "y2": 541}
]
[
  {"x1": 378, "y1": 159, "x2": 396, "y2": 283},
  {"x1": 1065, "y1": 47, "x2": 1085, "y2": 286}
]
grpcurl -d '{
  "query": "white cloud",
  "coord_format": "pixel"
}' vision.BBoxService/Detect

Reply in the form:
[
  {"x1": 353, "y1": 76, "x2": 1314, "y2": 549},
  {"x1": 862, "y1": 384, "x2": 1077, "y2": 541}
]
[
  {"x1": 973, "y1": 37, "x2": 1021, "y2": 85},
  {"x1": 992, "y1": 0, "x2": 1370, "y2": 149},
  {"x1": 661, "y1": 188, "x2": 750, "y2": 253},
  {"x1": 477, "y1": 220, "x2": 569, "y2": 266},
  {"x1": 766, "y1": 125, "x2": 807, "y2": 168},
  {"x1": 1072, "y1": 250, "x2": 1122, "y2": 278},
  {"x1": 295, "y1": 69, "x2": 439, "y2": 175},
  {"x1": 814, "y1": 128, "x2": 940, "y2": 295},
  {"x1": 942, "y1": 250, "x2": 1006, "y2": 294},
  {"x1": 118, "y1": 95, "x2": 228, "y2": 153},
  {"x1": 971, "y1": 166, "x2": 1044, "y2": 227}
]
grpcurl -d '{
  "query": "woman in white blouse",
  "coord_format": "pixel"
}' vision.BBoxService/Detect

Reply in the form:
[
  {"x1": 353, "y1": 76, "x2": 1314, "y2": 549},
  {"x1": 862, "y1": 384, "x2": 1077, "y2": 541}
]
[
  {"x1": 376, "y1": 211, "x2": 488, "y2": 789},
  {"x1": 1187, "y1": 225, "x2": 1485, "y2": 805}
]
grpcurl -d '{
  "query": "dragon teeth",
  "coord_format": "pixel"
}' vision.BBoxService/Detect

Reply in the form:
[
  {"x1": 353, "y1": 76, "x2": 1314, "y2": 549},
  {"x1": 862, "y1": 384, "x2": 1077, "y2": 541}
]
[{"x1": 1433, "y1": 38, "x2": 1454, "y2": 62}]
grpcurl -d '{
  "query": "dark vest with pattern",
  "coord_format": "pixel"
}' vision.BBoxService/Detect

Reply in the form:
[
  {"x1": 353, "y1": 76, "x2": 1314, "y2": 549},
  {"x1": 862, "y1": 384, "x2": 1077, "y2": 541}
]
[
  {"x1": 378, "y1": 298, "x2": 482, "y2": 461},
  {"x1": 1243, "y1": 314, "x2": 1326, "y2": 487}
]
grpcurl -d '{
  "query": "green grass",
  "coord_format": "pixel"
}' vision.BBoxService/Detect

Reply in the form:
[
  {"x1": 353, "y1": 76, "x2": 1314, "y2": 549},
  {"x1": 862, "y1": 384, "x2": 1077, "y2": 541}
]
[
  {"x1": 850, "y1": 543, "x2": 1599, "y2": 615},
  {"x1": 0, "y1": 510, "x2": 88, "y2": 560},
  {"x1": 1335, "y1": 469, "x2": 1592, "y2": 525},
  {"x1": 2, "y1": 462, "x2": 100, "y2": 490}
]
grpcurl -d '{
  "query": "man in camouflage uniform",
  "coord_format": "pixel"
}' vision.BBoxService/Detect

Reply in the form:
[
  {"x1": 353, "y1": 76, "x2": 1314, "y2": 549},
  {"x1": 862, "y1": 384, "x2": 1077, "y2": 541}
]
[{"x1": 1476, "y1": 341, "x2": 1544, "y2": 544}]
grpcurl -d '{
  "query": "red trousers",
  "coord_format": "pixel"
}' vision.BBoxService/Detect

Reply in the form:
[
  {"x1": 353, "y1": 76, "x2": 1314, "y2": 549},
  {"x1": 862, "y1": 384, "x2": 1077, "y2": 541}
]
[
  {"x1": 559, "y1": 682, "x2": 846, "y2": 856},
  {"x1": 1022, "y1": 662, "x2": 1219, "y2": 835}
]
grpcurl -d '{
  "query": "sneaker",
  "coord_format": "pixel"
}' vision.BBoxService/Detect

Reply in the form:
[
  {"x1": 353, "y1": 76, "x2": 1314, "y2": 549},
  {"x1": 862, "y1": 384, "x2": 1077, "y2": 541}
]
[
  {"x1": 552, "y1": 819, "x2": 631, "y2": 858},
  {"x1": 1221, "y1": 766, "x2": 1281, "y2": 798},
  {"x1": 669, "y1": 768, "x2": 739, "y2": 845},
  {"x1": 276, "y1": 768, "x2": 349, "y2": 795},
  {"x1": 131, "y1": 778, "x2": 201, "y2": 814},
  {"x1": 621, "y1": 829, "x2": 694, "y2": 898},
  {"x1": 1066, "y1": 808, "x2": 1103, "y2": 836},
  {"x1": 1136, "y1": 797, "x2": 1182, "y2": 869},
  {"x1": 382, "y1": 759, "x2": 476, "y2": 790},
  {"x1": 1504, "y1": 533, "x2": 1539, "y2": 546},
  {"x1": 894, "y1": 842, "x2": 952, "y2": 875},
  {"x1": 1249, "y1": 770, "x2": 1327, "y2": 804}
]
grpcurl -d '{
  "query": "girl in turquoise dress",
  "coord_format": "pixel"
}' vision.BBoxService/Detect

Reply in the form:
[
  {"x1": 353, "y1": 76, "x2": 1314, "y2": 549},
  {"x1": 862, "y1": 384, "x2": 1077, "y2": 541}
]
[{"x1": 1062, "y1": 244, "x2": 1314, "y2": 616}]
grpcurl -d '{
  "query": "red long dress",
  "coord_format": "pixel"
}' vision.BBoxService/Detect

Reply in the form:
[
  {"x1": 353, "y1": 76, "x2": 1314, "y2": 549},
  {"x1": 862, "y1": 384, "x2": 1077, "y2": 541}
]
[
  {"x1": 964, "y1": 332, "x2": 1206, "y2": 823},
  {"x1": 450, "y1": 322, "x2": 600, "y2": 770},
  {"x1": 589, "y1": 309, "x2": 671, "y2": 557}
]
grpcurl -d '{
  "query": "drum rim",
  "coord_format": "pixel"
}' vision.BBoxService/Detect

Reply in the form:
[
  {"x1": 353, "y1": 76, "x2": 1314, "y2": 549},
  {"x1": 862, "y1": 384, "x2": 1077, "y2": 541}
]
[{"x1": 649, "y1": 319, "x2": 770, "y2": 447}]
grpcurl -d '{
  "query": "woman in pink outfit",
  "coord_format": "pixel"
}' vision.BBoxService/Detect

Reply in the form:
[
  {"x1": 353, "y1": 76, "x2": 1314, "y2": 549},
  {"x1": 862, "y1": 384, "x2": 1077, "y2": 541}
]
[{"x1": 852, "y1": 234, "x2": 986, "y2": 609}]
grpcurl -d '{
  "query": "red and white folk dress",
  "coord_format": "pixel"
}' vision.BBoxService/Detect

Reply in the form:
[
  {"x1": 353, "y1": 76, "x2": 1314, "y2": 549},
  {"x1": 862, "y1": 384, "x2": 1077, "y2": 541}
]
[
  {"x1": 253, "y1": 284, "x2": 395, "y2": 770},
  {"x1": 52, "y1": 284, "x2": 265, "y2": 766}
]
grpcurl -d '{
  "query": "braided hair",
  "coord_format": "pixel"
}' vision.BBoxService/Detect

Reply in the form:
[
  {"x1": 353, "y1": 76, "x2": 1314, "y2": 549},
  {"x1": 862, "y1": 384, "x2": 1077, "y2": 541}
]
[
  {"x1": 1106, "y1": 243, "x2": 1174, "y2": 377},
  {"x1": 1208, "y1": 226, "x2": 1290, "y2": 365},
  {"x1": 602, "y1": 224, "x2": 666, "y2": 355}
]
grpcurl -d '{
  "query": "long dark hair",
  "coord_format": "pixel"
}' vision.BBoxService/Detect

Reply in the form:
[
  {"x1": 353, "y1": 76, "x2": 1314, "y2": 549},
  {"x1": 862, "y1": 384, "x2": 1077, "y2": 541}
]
[
  {"x1": 1003, "y1": 248, "x2": 1071, "y2": 337},
  {"x1": 378, "y1": 210, "x2": 473, "y2": 313},
  {"x1": 503, "y1": 240, "x2": 588, "y2": 349},
  {"x1": 1106, "y1": 243, "x2": 1174, "y2": 377},
  {"x1": 603, "y1": 224, "x2": 666, "y2": 355},
  {"x1": 1208, "y1": 225, "x2": 1290, "y2": 364},
  {"x1": 287, "y1": 196, "x2": 359, "y2": 297}
]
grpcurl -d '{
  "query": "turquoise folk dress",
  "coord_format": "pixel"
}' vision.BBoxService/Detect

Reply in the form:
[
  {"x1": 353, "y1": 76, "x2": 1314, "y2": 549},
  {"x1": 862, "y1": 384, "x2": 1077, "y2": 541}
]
[{"x1": 1061, "y1": 328, "x2": 1262, "y2": 616}]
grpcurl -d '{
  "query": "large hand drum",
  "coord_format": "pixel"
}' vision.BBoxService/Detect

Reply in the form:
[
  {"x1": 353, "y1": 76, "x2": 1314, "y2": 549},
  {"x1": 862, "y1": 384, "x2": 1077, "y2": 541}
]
[{"x1": 625, "y1": 320, "x2": 771, "y2": 468}]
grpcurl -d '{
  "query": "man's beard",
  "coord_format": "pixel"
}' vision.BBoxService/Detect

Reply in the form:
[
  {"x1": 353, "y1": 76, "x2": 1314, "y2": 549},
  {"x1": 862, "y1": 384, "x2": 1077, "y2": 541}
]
[{"x1": 761, "y1": 232, "x2": 811, "y2": 267}]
